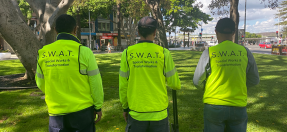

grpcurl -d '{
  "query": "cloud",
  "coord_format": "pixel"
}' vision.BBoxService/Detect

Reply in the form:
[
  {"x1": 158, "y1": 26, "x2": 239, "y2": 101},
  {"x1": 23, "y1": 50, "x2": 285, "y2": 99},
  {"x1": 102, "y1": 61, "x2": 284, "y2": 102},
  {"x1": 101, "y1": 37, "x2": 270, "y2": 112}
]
[
  {"x1": 245, "y1": 19, "x2": 279, "y2": 33},
  {"x1": 167, "y1": 0, "x2": 283, "y2": 36}
]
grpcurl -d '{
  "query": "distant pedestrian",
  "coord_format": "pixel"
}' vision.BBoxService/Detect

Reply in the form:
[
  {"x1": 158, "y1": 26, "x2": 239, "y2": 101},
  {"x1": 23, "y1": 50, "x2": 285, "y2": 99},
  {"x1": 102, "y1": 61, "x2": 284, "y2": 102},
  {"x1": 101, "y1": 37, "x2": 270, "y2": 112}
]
[
  {"x1": 193, "y1": 18, "x2": 259, "y2": 132},
  {"x1": 107, "y1": 42, "x2": 111, "y2": 53}
]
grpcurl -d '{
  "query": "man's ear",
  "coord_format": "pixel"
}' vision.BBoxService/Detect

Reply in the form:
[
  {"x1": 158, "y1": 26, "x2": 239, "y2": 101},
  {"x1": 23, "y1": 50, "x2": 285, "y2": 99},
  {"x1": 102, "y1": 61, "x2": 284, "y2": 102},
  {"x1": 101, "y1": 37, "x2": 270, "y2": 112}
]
[
  {"x1": 55, "y1": 27, "x2": 58, "y2": 34},
  {"x1": 73, "y1": 27, "x2": 77, "y2": 35},
  {"x1": 153, "y1": 29, "x2": 156, "y2": 36}
]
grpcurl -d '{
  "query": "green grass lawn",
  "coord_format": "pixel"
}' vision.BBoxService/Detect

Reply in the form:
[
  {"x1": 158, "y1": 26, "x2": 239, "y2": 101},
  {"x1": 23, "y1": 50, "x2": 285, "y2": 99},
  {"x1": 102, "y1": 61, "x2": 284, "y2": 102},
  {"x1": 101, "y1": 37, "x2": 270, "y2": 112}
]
[
  {"x1": 0, "y1": 51, "x2": 287, "y2": 132},
  {"x1": 0, "y1": 60, "x2": 25, "y2": 76}
]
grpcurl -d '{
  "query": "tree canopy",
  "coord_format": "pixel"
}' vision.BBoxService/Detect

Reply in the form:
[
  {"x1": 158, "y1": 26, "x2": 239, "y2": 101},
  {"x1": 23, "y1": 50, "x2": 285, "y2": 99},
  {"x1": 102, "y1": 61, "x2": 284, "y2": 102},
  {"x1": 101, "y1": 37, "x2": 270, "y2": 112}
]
[
  {"x1": 164, "y1": 0, "x2": 212, "y2": 31},
  {"x1": 245, "y1": 32, "x2": 262, "y2": 38}
]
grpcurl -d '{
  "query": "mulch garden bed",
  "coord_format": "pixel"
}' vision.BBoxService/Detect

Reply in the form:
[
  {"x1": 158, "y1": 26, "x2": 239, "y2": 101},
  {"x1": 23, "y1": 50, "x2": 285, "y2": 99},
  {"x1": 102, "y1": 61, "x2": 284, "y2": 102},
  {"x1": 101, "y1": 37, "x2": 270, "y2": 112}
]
[{"x1": 0, "y1": 74, "x2": 37, "y2": 88}]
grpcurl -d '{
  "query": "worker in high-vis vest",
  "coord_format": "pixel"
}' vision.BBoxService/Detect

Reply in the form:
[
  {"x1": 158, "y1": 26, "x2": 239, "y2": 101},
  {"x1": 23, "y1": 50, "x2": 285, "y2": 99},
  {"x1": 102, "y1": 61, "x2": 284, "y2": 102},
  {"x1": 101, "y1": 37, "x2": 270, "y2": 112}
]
[
  {"x1": 35, "y1": 14, "x2": 103, "y2": 132},
  {"x1": 193, "y1": 18, "x2": 259, "y2": 132},
  {"x1": 119, "y1": 16, "x2": 181, "y2": 132}
]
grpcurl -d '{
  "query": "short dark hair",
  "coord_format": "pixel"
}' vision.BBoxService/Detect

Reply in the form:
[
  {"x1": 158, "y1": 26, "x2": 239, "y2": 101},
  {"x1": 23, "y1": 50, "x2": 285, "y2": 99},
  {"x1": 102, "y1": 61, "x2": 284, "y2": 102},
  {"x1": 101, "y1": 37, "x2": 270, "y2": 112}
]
[
  {"x1": 215, "y1": 18, "x2": 235, "y2": 34},
  {"x1": 55, "y1": 14, "x2": 76, "y2": 33},
  {"x1": 137, "y1": 17, "x2": 157, "y2": 38},
  {"x1": 138, "y1": 27, "x2": 156, "y2": 38}
]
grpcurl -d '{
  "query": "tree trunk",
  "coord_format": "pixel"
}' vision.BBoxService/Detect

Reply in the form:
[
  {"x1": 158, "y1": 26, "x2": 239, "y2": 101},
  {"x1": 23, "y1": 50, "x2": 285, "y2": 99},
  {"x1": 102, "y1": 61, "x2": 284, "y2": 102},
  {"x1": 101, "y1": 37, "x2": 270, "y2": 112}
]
[
  {"x1": 122, "y1": 17, "x2": 129, "y2": 46},
  {"x1": 11, "y1": 0, "x2": 26, "y2": 22},
  {"x1": 76, "y1": 7, "x2": 81, "y2": 41},
  {"x1": 145, "y1": 0, "x2": 168, "y2": 49},
  {"x1": 183, "y1": 31, "x2": 185, "y2": 47},
  {"x1": 0, "y1": 0, "x2": 75, "y2": 80},
  {"x1": 0, "y1": 36, "x2": 4, "y2": 50},
  {"x1": 188, "y1": 32, "x2": 190, "y2": 47},
  {"x1": 230, "y1": 0, "x2": 239, "y2": 44},
  {"x1": 0, "y1": 0, "x2": 40, "y2": 80},
  {"x1": 117, "y1": 3, "x2": 121, "y2": 47}
]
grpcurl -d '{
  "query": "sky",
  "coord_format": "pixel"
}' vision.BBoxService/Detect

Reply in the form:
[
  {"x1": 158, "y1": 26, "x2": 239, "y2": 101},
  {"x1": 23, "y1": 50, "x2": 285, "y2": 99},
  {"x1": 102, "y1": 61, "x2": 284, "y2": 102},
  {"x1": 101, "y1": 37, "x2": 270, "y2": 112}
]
[{"x1": 171, "y1": 0, "x2": 284, "y2": 36}]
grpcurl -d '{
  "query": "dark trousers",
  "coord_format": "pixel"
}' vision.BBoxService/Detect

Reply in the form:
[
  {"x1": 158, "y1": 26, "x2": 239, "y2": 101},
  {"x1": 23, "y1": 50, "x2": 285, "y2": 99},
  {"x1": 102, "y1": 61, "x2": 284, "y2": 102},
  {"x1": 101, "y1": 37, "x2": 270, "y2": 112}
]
[
  {"x1": 49, "y1": 106, "x2": 95, "y2": 132},
  {"x1": 204, "y1": 104, "x2": 247, "y2": 132},
  {"x1": 125, "y1": 114, "x2": 170, "y2": 132}
]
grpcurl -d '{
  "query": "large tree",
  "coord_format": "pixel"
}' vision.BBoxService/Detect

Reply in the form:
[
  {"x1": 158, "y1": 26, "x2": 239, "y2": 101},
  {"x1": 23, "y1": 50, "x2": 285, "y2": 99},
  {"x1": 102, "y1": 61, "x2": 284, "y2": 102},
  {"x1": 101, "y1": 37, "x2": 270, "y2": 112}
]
[
  {"x1": 208, "y1": 0, "x2": 278, "y2": 44},
  {"x1": 275, "y1": 0, "x2": 287, "y2": 37},
  {"x1": 144, "y1": 0, "x2": 170, "y2": 48},
  {"x1": 164, "y1": 0, "x2": 212, "y2": 47},
  {"x1": 0, "y1": 0, "x2": 75, "y2": 80}
]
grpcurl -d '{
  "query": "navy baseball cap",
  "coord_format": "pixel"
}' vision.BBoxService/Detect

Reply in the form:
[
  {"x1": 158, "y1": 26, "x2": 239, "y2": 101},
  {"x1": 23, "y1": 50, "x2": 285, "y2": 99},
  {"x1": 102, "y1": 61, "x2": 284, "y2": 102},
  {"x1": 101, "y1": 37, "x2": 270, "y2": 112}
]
[
  {"x1": 138, "y1": 16, "x2": 157, "y2": 29},
  {"x1": 215, "y1": 18, "x2": 235, "y2": 34}
]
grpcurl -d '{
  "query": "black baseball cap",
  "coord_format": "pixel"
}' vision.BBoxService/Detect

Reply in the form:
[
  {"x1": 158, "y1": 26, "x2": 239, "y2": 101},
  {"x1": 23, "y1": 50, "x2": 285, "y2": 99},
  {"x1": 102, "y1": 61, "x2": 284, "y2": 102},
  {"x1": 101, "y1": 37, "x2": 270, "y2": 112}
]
[
  {"x1": 138, "y1": 16, "x2": 157, "y2": 29},
  {"x1": 215, "y1": 18, "x2": 235, "y2": 34}
]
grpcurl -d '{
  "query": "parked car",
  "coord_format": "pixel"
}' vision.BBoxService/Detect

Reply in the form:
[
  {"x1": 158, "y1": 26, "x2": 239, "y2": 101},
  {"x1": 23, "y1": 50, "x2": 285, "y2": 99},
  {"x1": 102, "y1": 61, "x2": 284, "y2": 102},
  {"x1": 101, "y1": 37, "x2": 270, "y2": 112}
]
[
  {"x1": 259, "y1": 42, "x2": 272, "y2": 49},
  {"x1": 207, "y1": 41, "x2": 218, "y2": 46},
  {"x1": 168, "y1": 43, "x2": 181, "y2": 48},
  {"x1": 195, "y1": 41, "x2": 207, "y2": 47}
]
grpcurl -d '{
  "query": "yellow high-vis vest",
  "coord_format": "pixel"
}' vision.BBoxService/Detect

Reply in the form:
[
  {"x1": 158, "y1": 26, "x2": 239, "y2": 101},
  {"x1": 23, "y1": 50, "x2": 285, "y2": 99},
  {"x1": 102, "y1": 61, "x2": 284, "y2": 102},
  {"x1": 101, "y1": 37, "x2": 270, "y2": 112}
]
[
  {"x1": 205, "y1": 41, "x2": 248, "y2": 107},
  {"x1": 126, "y1": 43, "x2": 167, "y2": 113},
  {"x1": 37, "y1": 39, "x2": 93, "y2": 115}
]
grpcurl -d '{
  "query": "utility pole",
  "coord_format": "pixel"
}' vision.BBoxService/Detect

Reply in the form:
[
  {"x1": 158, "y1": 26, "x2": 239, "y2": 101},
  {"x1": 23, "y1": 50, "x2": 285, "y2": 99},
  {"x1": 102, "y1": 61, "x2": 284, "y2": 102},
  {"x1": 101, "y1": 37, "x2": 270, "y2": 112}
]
[
  {"x1": 201, "y1": 25, "x2": 203, "y2": 43},
  {"x1": 244, "y1": 0, "x2": 247, "y2": 46},
  {"x1": 188, "y1": 32, "x2": 190, "y2": 47}
]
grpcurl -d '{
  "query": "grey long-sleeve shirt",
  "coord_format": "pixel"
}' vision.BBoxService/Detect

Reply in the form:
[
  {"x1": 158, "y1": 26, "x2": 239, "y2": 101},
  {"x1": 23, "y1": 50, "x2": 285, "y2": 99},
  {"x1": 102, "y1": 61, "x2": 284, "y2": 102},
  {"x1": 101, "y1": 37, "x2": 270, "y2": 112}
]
[{"x1": 193, "y1": 47, "x2": 260, "y2": 89}]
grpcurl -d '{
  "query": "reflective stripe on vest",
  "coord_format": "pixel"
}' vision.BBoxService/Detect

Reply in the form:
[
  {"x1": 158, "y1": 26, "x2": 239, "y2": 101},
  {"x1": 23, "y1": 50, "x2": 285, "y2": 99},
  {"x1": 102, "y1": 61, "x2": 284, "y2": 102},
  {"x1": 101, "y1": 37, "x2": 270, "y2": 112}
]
[
  {"x1": 126, "y1": 42, "x2": 168, "y2": 113},
  {"x1": 205, "y1": 40, "x2": 248, "y2": 107},
  {"x1": 38, "y1": 40, "x2": 93, "y2": 115}
]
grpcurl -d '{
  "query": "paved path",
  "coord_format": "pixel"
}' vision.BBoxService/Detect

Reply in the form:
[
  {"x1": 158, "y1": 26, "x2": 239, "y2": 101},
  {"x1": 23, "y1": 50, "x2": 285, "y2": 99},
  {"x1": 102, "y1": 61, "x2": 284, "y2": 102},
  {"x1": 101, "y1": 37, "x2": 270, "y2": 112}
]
[{"x1": 0, "y1": 45, "x2": 279, "y2": 61}]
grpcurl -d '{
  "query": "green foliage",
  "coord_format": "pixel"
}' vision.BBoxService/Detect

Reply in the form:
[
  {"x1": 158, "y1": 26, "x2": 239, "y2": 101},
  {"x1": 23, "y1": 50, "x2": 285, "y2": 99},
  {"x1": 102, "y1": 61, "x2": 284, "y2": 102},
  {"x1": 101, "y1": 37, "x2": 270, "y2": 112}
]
[
  {"x1": 18, "y1": 0, "x2": 32, "y2": 20},
  {"x1": 164, "y1": 0, "x2": 212, "y2": 32},
  {"x1": 245, "y1": 32, "x2": 262, "y2": 38},
  {"x1": 119, "y1": 0, "x2": 150, "y2": 20},
  {"x1": 67, "y1": 0, "x2": 117, "y2": 28},
  {"x1": 275, "y1": 0, "x2": 287, "y2": 37}
]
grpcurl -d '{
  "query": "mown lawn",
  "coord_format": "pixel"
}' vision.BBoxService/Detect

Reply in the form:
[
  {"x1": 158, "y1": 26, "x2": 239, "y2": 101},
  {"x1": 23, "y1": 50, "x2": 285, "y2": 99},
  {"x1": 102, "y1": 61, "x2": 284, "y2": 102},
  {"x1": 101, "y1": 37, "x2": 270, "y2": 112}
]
[{"x1": 0, "y1": 51, "x2": 286, "y2": 132}]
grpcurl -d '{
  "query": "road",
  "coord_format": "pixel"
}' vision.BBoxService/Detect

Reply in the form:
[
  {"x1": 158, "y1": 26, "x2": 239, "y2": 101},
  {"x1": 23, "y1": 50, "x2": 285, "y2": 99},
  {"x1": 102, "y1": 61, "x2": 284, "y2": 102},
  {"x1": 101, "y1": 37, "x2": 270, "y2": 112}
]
[
  {"x1": 169, "y1": 45, "x2": 272, "y2": 55},
  {"x1": 245, "y1": 45, "x2": 272, "y2": 55}
]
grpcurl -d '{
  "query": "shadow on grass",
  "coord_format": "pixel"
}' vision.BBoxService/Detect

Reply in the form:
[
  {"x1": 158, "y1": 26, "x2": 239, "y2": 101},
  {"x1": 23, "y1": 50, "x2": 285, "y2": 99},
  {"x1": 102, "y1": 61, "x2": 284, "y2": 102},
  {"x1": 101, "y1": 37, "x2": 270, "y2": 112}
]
[
  {"x1": 244, "y1": 54, "x2": 287, "y2": 131},
  {"x1": 0, "y1": 51, "x2": 286, "y2": 131},
  {"x1": 0, "y1": 89, "x2": 48, "y2": 131},
  {"x1": 0, "y1": 60, "x2": 25, "y2": 76}
]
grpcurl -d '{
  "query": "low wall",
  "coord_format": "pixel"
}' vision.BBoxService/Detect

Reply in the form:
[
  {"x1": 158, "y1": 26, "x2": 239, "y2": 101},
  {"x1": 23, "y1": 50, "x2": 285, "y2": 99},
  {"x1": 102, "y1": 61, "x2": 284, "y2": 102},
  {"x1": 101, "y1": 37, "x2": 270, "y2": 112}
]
[{"x1": 0, "y1": 52, "x2": 11, "y2": 60}]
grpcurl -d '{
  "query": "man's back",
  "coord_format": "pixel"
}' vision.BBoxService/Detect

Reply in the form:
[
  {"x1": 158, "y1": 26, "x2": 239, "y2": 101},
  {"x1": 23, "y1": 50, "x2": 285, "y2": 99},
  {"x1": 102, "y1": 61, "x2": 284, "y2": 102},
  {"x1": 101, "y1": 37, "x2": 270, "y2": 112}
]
[
  {"x1": 193, "y1": 17, "x2": 259, "y2": 132},
  {"x1": 205, "y1": 40, "x2": 248, "y2": 107}
]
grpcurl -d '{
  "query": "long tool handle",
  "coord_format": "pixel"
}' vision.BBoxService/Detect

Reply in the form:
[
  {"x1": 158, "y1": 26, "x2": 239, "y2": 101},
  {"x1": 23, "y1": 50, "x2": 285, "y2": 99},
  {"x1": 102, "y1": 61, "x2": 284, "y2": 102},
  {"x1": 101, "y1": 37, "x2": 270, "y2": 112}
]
[{"x1": 172, "y1": 90, "x2": 179, "y2": 132}]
